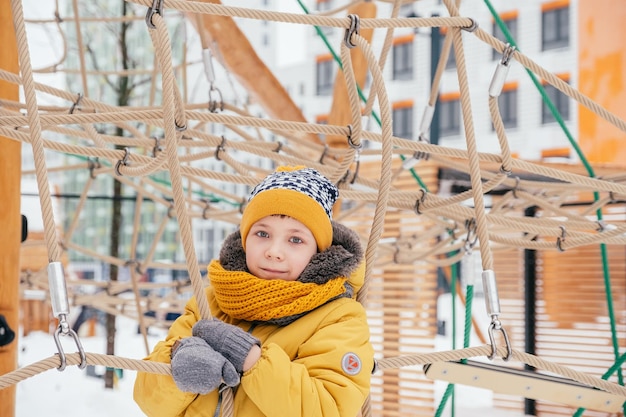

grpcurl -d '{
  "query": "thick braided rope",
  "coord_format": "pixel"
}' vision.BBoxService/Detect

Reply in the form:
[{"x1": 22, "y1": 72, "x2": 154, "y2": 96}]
[
  {"x1": 3, "y1": 99, "x2": 626, "y2": 200},
  {"x1": 129, "y1": 0, "x2": 474, "y2": 31},
  {"x1": 360, "y1": 1, "x2": 399, "y2": 119},
  {"x1": 149, "y1": 14, "x2": 211, "y2": 321},
  {"x1": 10, "y1": 0, "x2": 61, "y2": 263},
  {"x1": 2, "y1": 347, "x2": 624, "y2": 400},
  {"x1": 149, "y1": 10, "x2": 237, "y2": 413},
  {"x1": 489, "y1": 96, "x2": 513, "y2": 174},
  {"x1": 353, "y1": 32, "x2": 394, "y2": 304},
  {"x1": 450, "y1": 26, "x2": 494, "y2": 270}
]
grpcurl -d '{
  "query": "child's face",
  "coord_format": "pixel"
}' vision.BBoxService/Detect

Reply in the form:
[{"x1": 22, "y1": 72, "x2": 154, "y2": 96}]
[{"x1": 245, "y1": 215, "x2": 317, "y2": 281}]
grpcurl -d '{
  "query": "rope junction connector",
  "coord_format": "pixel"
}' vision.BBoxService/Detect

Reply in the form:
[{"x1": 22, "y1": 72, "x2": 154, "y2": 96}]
[
  {"x1": 202, "y1": 199, "x2": 211, "y2": 220},
  {"x1": 413, "y1": 188, "x2": 427, "y2": 215},
  {"x1": 48, "y1": 262, "x2": 87, "y2": 371},
  {"x1": 463, "y1": 218, "x2": 478, "y2": 254},
  {"x1": 87, "y1": 157, "x2": 100, "y2": 179},
  {"x1": 215, "y1": 136, "x2": 227, "y2": 161},
  {"x1": 167, "y1": 203, "x2": 176, "y2": 219},
  {"x1": 114, "y1": 147, "x2": 130, "y2": 176},
  {"x1": 175, "y1": 120, "x2": 187, "y2": 132},
  {"x1": 351, "y1": 151, "x2": 361, "y2": 185},
  {"x1": 402, "y1": 105, "x2": 433, "y2": 169},
  {"x1": 152, "y1": 136, "x2": 163, "y2": 157},
  {"x1": 489, "y1": 43, "x2": 515, "y2": 97},
  {"x1": 344, "y1": 14, "x2": 360, "y2": 49},
  {"x1": 69, "y1": 92, "x2": 83, "y2": 114},
  {"x1": 556, "y1": 225, "x2": 566, "y2": 252},
  {"x1": 145, "y1": 0, "x2": 164, "y2": 29},
  {"x1": 346, "y1": 124, "x2": 362, "y2": 150},
  {"x1": 418, "y1": 104, "x2": 434, "y2": 142},
  {"x1": 461, "y1": 17, "x2": 478, "y2": 32},
  {"x1": 319, "y1": 144, "x2": 329, "y2": 164}
]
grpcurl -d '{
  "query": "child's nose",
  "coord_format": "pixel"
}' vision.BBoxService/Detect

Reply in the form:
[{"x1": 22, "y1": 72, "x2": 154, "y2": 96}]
[{"x1": 265, "y1": 241, "x2": 284, "y2": 260}]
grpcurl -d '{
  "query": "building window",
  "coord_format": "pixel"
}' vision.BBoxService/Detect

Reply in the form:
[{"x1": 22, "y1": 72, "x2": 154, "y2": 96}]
[
  {"x1": 542, "y1": 75, "x2": 570, "y2": 124},
  {"x1": 317, "y1": 0, "x2": 332, "y2": 11},
  {"x1": 316, "y1": 54, "x2": 334, "y2": 96},
  {"x1": 392, "y1": 101, "x2": 413, "y2": 139},
  {"x1": 400, "y1": 4, "x2": 415, "y2": 17},
  {"x1": 492, "y1": 11, "x2": 518, "y2": 60},
  {"x1": 496, "y1": 83, "x2": 518, "y2": 129},
  {"x1": 316, "y1": 0, "x2": 334, "y2": 36},
  {"x1": 392, "y1": 35, "x2": 414, "y2": 80},
  {"x1": 542, "y1": 1, "x2": 569, "y2": 50},
  {"x1": 439, "y1": 93, "x2": 461, "y2": 137}
]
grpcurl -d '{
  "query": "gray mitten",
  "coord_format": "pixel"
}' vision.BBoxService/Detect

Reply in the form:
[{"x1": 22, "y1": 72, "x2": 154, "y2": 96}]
[
  {"x1": 192, "y1": 319, "x2": 260, "y2": 373},
  {"x1": 170, "y1": 336, "x2": 240, "y2": 394}
]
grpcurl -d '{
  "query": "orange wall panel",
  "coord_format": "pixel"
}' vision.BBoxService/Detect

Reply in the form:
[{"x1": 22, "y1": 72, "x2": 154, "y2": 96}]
[{"x1": 578, "y1": 0, "x2": 626, "y2": 163}]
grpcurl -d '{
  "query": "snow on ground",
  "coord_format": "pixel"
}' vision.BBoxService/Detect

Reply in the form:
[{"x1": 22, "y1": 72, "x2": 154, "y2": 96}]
[{"x1": 13, "y1": 314, "x2": 528, "y2": 417}]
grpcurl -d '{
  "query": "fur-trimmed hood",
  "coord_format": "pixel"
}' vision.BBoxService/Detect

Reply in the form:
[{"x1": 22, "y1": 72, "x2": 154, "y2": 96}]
[{"x1": 219, "y1": 221, "x2": 365, "y2": 295}]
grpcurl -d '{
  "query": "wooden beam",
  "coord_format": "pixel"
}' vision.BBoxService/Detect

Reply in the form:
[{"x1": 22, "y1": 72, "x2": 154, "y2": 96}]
[
  {"x1": 188, "y1": 1, "x2": 323, "y2": 157},
  {"x1": 0, "y1": 0, "x2": 20, "y2": 414}
]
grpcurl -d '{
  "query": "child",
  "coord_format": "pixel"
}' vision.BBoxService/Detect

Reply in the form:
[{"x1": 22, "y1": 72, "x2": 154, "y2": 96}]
[{"x1": 134, "y1": 166, "x2": 374, "y2": 417}]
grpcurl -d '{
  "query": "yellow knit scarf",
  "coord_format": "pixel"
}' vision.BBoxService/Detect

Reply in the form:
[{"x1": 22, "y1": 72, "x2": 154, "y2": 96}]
[{"x1": 208, "y1": 260, "x2": 348, "y2": 322}]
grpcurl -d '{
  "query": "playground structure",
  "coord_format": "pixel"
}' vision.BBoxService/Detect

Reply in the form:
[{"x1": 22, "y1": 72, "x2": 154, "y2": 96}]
[{"x1": 1, "y1": 1, "x2": 625, "y2": 416}]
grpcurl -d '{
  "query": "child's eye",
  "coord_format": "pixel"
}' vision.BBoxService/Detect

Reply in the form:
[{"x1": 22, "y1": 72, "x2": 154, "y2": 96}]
[
  {"x1": 289, "y1": 236, "x2": 303, "y2": 244},
  {"x1": 255, "y1": 230, "x2": 269, "y2": 238}
]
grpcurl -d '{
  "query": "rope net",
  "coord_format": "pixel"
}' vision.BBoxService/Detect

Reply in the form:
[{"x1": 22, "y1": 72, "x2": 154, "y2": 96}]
[{"x1": 2, "y1": 0, "x2": 626, "y2": 416}]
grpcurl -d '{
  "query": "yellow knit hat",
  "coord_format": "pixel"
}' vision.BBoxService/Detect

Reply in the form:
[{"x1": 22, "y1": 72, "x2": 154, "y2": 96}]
[{"x1": 240, "y1": 166, "x2": 339, "y2": 252}]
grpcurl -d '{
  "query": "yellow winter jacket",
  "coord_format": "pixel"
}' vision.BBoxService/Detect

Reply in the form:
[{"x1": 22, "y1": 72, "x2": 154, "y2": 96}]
[{"x1": 134, "y1": 225, "x2": 374, "y2": 417}]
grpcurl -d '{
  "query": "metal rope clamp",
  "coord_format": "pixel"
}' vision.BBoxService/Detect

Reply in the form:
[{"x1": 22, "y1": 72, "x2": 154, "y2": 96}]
[
  {"x1": 482, "y1": 269, "x2": 512, "y2": 360},
  {"x1": 344, "y1": 14, "x2": 360, "y2": 49},
  {"x1": 203, "y1": 48, "x2": 223, "y2": 113},
  {"x1": 145, "y1": 0, "x2": 164, "y2": 29}
]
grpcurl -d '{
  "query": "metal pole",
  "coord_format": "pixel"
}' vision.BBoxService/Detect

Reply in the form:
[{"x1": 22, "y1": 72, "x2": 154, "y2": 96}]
[{"x1": 524, "y1": 205, "x2": 538, "y2": 416}]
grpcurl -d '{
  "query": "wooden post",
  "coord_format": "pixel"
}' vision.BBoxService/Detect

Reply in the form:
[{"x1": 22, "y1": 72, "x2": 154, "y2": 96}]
[{"x1": 0, "y1": 0, "x2": 20, "y2": 415}]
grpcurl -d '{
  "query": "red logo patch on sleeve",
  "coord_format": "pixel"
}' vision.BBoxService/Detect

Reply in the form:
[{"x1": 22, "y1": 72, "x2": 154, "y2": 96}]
[{"x1": 341, "y1": 352, "x2": 362, "y2": 376}]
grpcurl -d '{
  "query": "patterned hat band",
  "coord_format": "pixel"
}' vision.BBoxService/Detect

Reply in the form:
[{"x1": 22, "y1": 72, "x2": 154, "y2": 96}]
[
  {"x1": 240, "y1": 166, "x2": 339, "y2": 252},
  {"x1": 247, "y1": 167, "x2": 338, "y2": 219}
]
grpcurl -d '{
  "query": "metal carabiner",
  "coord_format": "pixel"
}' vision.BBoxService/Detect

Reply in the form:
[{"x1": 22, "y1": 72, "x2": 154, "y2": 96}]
[
  {"x1": 53, "y1": 319, "x2": 87, "y2": 371},
  {"x1": 487, "y1": 319, "x2": 512, "y2": 361},
  {"x1": 208, "y1": 86, "x2": 224, "y2": 113}
]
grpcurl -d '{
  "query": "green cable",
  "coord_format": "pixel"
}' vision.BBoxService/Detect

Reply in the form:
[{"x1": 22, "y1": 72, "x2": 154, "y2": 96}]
[
  {"x1": 435, "y1": 383, "x2": 456, "y2": 417},
  {"x1": 435, "y1": 258, "x2": 466, "y2": 416},
  {"x1": 572, "y1": 350, "x2": 626, "y2": 417},
  {"x1": 485, "y1": 0, "x2": 624, "y2": 404}
]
